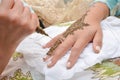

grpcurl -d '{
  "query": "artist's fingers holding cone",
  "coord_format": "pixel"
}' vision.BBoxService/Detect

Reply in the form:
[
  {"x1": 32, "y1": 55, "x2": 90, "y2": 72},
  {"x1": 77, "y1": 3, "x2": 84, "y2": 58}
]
[{"x1": 8, "y1": 0, "x2": 24, "y2": 25}]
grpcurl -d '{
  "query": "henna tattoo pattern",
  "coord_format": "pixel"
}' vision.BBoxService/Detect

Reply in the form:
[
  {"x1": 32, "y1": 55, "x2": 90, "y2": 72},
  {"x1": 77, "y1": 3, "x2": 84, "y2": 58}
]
[{"x1": 47, "y1": 13, "x2": 89, "y2": 56}]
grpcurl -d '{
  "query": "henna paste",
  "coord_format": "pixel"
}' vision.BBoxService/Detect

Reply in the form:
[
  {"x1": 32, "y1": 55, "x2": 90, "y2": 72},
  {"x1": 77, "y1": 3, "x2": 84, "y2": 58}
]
[{"x1": 36, "y1": 25, "x2": 49, "y2": 36}]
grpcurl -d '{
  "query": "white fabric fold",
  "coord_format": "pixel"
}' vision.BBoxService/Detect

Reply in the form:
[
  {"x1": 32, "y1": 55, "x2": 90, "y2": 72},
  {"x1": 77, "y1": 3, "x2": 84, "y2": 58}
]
[{"x1": 16, "y1": 16, "x2": 120, "y2": 80}]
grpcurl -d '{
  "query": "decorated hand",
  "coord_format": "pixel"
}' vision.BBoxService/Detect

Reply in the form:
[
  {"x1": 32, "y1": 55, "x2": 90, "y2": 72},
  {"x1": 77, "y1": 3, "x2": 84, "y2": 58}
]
[
  {"x1": 43, "y1": 2, "x2": 109, "y2": 69},
  {"x1": 44, "y1": 15, "x2": 102, "y2": 69}
]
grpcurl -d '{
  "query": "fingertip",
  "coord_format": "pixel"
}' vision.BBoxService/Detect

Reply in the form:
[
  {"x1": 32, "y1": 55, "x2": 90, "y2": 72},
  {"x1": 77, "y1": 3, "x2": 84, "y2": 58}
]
[
  {"x1": 43, "y1": 55, "x2": 54, "y2": 68},
  {"x1": 43, "y1": 55, "x2": 49, "y2": 61},
  {"x1": 94, "y1": 45, "x2": 101, "y2": 53},
  {"x1": 93, "y1": 30, "x2": 102, "y2": 53},
  {"x1": 42, "y1": 43, "x2": 50, "y2": 48},
  {"x1": 30, "y1": 13, "x2": 39, "y2": 29},
  {"x1": 47, "y1": 60, "x2": 55, "y2": 68},
  {"x1": 32, "y1": 13, "x2": 39, "y2": 25},
  {"x1": 96, "y1": 46, "x2": 101, "y2": 52},
  {"x1": 47, "y1": 60, "x2": 53, "y2": 68},
  {"x1": 66, "y1": 62, "x2": 72, "y2": 69},
  {"x1": 66, "y1": 57, "x2": 77, "y2": 69},
  {"x1": 42, "y1": 45, "x2": 47, "y2": 48},
  {"x1": 93, "y1": 38, "x2": 102, "y2": 53}
]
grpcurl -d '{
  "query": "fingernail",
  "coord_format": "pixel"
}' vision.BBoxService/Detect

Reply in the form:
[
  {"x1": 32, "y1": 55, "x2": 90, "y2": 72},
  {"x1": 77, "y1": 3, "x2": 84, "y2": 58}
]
[
  {"x1": 47, "y1": 60, "x2": 52, "y2": 67},
  {"x1": 95, "y1": 46, "x2": 101, "y2": 53},
  {"x1": 66, "y1": 62, "x2": 71, "y2": 69},
  {"x1": 43, "y1": 55, "x2": 47, "y2": 61},
  {"x1": 42, "y1": 45, "x2": 46, "y2": 48},
  {"x1": 43, "y1": 55, "x2": 51, "y2": 62}
]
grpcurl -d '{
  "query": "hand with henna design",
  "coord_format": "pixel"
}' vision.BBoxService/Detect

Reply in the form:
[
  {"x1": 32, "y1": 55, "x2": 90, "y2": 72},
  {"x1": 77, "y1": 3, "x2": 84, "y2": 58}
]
[{"x1": 43, "y1": 2, "x2": 110, "y2": 69}]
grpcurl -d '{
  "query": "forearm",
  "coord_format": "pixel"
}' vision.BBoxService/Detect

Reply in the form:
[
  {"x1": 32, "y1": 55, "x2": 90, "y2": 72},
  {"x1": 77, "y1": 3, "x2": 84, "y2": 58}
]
[{"x1": 85, "y1": 2, "x2": 109, "y2": 24}]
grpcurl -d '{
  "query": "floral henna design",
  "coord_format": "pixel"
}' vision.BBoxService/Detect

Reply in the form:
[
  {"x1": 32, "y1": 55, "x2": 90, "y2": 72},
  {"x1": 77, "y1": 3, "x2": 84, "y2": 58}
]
[{"x1": 47, "y1": 13, "x2": 89, "y2": 56}]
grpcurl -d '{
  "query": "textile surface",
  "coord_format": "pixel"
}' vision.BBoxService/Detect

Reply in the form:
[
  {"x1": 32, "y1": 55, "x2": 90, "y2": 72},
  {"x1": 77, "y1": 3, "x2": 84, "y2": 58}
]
[
  {"x1": 0, "y1": 16, "x2": 120, "y2": 80},
  {"x1": 23, "y1": 0, "x2": 92, "y2": 27}
]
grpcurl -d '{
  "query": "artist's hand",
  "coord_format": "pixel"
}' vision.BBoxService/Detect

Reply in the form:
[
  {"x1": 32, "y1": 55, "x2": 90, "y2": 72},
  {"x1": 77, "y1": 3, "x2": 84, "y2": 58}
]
[
  {"x1": 0, "y1": 0, "x2": 39, "y2": 53},
  {"x1": 44, "y1": 23, "x2": 102, "y2": 69}
]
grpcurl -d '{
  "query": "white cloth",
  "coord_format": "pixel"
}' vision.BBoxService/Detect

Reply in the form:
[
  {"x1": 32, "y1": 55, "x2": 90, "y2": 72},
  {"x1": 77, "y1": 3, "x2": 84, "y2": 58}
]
[
  {"x1": 1, "y1": 16, "x2": 120, "y2": 80},
  {"x1": 15, "y1": 16, "x2": 120, "y2": 80}
]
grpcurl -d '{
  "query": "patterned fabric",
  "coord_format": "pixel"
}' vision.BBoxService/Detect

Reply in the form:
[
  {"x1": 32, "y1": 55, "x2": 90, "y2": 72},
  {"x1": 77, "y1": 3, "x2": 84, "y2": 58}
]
[
  {"x1": 94, "y1": 0, "x2": 120, "y2": 16},
  {"x1": 0, "y1": 52, "x2": 34, "y2": 80},
  {"x1": 23, "y1": 0, "x2": 91, "y2": 27},
  {"x1": 1, "y1": 16, "x2": 120, "y2": 80}
]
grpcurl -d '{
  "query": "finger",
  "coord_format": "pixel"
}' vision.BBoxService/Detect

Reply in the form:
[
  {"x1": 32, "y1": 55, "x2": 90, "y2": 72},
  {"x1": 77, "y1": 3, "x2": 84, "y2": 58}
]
[
  {"x1": 43, "y1": 55, "x2": 51, "y2": 62},
  {"x1": 93, "y1": 29, "x2": 102, "y2": 53},
  {"x1": 21, "y1": 7, "x2": 31, "y2": 23},
  {"x1": 43, "y1": 34, "x2": 62, "y2": 48},
  {"x1": 30, "y1": 13, "x2": 39, "y2": 32},
  {"x1": 19, "y1": 7, "x2": 33, "y2": 33},
  {"x1": 67, "y1": 38, "x2": 89, "y2": 69},
  {"x1": 0, "y1": 0, "x2": 14, "y2": 9},
  {"x1": 47, "y1": 35, "x2": 75, "y2": 68},
  {"x1": 12, "y1": 0, "x2": 24, "y2": 15}
]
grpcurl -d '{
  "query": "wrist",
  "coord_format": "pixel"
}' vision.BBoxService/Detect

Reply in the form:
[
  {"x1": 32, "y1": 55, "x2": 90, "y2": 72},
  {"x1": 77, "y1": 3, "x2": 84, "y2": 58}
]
[
  {"x1": 84, "y1": 18, "x2": 101, "y2": 26},
  {"x1": 0, "y1": 45, "x2": 16, "y2": 56},
  {"x1": 0, "y1": 46, "x2": 15, "y2": 74}
]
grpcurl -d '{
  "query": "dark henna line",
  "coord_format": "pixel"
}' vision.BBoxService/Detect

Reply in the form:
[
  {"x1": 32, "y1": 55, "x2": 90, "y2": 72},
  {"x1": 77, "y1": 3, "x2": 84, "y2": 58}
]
[
  {"x1": 36, "y1": 25, "x2": 49, "y2": 36},
  {"x1": 63, "y1": 13, "x2": 89, "y2": 37},
  {"x1": 47, "y1": 13, "x2": 90, "y2": 56},
  {"x1": 47, "y1": 39, "x2": 62, "y2": 55}
]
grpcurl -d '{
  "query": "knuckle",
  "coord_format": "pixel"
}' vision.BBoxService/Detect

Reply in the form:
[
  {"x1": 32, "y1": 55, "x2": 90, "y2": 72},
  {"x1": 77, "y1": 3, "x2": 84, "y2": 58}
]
[
  {"x1": 94, "y1": 37, "x2": 102, "y2": 43},
  {"x1": 53, "y1": 52, "x2": 62, "y2": 58},
  {"x1": 60, "y1": 45, "x2": 67, "y2": 50},
  {"x1": 0, "y1": 11, "x2": 8, "y2": 18},
  {"x1": 18, "y1": 19, "x2": 32, "y2": 29},
  {"x1": 27, "y1": 26, "x2": 35, "y2": 32},
  {"x1": 70, "y1": 54, "x2": 78, "y2": 60},
  {"x1": 21, "y1": 21, "x2": 28, "y2": 26},
  {"x1": 21, "y1": 22, "x2": 35, "y2": 33},
  {"x1": 71, "y1": 47, "x2": 80, "y2": 52},
  {"x1": 25, "y1": 6, "x2": 30, "y2": 12},
  {"x1": 20, "y1": 19, "x2": 29, "y2": 27},
  {"x1": 82, "y1": 31, "x2": 95, "y2": 40},
  {"x1": 95, "y1": 40, "x2": 102, "y2": 44},
  {"x1": 9, "y1": 15, "x2": 20, "y2": 23},
  {"x1": 88, "y1": 30, "x2": 95, "y2": 36}
]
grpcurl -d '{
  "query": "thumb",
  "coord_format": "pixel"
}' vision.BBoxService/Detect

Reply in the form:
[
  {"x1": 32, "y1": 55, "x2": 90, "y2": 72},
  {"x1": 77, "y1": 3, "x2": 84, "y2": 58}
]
[
  {"x1": 93, "y1": 29, "x2": 103, "y2": 53},
  {"x1": 1, "y1": 0, "x2": 14, "y2": 9}
]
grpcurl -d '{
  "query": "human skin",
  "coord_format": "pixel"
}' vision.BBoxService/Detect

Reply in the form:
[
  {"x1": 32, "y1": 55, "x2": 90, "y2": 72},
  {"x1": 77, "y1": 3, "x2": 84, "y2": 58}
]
[
  {"x1": 44, "y1": 2, "x2": 110, "y2": 69},
  {"x1": 0, "y1": 0, "x2": 39, "y2": 74}
]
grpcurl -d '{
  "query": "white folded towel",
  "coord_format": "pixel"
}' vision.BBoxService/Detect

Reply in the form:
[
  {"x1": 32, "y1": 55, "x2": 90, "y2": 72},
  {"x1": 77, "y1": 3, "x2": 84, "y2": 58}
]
[{"x1": 16, "y1": 16, "x2": 120, "y2": 80}]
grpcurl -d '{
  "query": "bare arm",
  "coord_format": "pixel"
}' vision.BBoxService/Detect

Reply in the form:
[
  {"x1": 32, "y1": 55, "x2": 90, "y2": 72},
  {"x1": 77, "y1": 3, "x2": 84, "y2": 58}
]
[{"x1": 85, "y1": 2, "x2": 109, "y2": 24}]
